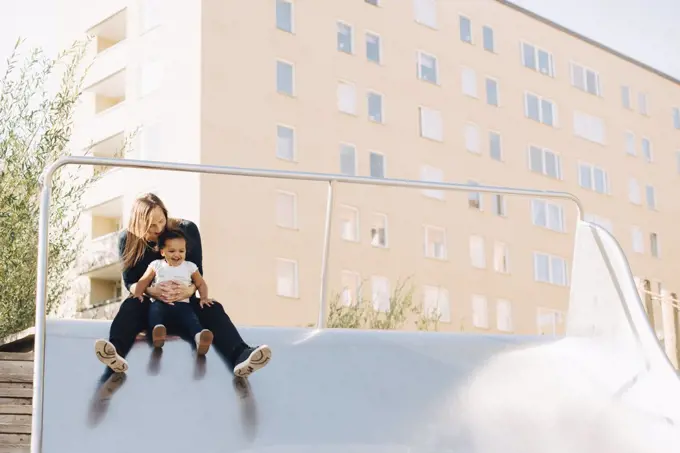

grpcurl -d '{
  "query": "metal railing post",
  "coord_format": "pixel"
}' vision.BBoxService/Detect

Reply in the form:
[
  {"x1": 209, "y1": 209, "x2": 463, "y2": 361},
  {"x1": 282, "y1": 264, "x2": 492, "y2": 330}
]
[
  {"x1": 317, "y1": 181, "x2": 336, "y2": 328},
  {"x1": 30, "y1": 180, "x2": 52, "y2": 453}
]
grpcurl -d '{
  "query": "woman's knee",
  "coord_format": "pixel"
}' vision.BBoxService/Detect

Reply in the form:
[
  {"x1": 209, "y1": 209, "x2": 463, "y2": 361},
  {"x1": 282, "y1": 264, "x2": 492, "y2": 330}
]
[{"x1": 117, "y1": 296, "x2": 149, "y2": 316}]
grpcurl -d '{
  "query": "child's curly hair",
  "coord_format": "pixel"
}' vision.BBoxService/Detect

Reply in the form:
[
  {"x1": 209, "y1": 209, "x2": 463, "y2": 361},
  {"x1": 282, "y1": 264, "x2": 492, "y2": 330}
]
[{"x1": 158, "y1": 228, "x2": 187, "y2": 250}]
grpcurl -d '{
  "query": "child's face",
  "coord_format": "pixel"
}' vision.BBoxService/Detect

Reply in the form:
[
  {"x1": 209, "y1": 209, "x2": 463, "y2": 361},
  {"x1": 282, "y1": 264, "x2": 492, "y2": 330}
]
[{"x1": 160, "y1": 238, "x2": 186, "y2": 266}]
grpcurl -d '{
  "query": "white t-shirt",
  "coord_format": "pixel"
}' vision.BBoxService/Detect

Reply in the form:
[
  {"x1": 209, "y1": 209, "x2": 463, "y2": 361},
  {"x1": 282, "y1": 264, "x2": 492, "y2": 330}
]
[{"x1": 148, "y1": 259, "x2": 199, "y2": 303}]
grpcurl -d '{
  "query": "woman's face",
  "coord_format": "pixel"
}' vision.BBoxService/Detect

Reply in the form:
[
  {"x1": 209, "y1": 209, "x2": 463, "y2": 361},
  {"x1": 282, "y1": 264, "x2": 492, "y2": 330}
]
[{"x1": 144, "y1": 206, "x2": 167, "y2": 242}]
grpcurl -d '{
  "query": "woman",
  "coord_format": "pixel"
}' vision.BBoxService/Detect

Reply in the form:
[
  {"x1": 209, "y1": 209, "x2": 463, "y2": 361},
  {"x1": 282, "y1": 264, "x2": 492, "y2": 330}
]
[{"x1": 93, "y1": 193, "x2": 271, "y2": 378}]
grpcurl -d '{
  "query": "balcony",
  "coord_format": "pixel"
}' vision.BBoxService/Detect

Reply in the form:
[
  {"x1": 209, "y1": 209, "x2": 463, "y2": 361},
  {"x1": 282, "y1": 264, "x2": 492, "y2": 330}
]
[
  {"x1": 85, "y1": 9, "x2": 128, "y2": 90},
  {"x1": 83, "y1": 167, "x2": 128, "y2": 210},
  {"x1": 87, "y1": 132, "x2": 126, "y2": 176},
  {"x1": 86, "y1": 69, "x2": 127, "y2": 115},
  {"x1": 77, "y1": 231, "x2": 122, "y2": 277}
]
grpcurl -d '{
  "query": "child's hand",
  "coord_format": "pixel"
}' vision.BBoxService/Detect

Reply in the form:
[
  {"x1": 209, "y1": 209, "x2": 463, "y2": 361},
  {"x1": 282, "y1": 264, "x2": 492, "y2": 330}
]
[{"x1": 199, "y1": 298, "x2": 213, "y2": 308}]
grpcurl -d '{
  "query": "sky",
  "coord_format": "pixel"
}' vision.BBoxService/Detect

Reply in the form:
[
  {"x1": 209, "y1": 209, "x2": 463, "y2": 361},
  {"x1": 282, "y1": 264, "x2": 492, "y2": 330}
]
[{"x1": 0, "y1": 0, "x2": 678, "y2": 79}]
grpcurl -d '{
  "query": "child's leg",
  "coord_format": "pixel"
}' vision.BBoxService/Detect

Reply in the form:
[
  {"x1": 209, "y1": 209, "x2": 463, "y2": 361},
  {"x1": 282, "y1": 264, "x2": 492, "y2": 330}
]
[
  {"x1": 148, "y1": 302, "x2": 167, "y2": 349},
  {"x1": 173, "y1": 303, "x2": 213, "y2": 356}
]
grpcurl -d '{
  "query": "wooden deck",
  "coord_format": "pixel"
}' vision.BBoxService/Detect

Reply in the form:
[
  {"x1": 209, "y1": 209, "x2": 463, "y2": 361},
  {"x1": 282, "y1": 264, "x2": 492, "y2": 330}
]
[{"x1": 0, "y1": 352, "x2": 32, "y2": 453}]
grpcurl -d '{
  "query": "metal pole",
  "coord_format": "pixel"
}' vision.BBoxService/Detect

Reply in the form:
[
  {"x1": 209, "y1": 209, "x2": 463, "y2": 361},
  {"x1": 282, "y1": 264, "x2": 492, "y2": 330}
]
[
  {"x1": 30, "y1": 182, "x2": 52, "y2": 453},
  {"x1": 317, "y1": 181, "x2": 336, "y2": 328}
]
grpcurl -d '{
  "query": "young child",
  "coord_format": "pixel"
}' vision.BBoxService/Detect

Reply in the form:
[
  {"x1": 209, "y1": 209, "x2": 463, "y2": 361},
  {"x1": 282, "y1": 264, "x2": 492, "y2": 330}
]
[{"x1": 132, "y1": 228, "x2": 214, "y2": 356}]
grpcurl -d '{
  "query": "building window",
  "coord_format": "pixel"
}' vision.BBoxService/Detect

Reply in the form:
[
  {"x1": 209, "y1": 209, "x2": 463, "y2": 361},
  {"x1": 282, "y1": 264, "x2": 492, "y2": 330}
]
[
  {"x1": 419, "y1": 107, "x2": 443, "y2": 141},
  {"x1": 337, "y1": 81, "x2": 356, "y2": 114},
  {"x1": 337, "y1": 22, "x2": 353, "y2": 53},
  {"x1": 578, "y1": 163, "x2": 609, "y2": 195},
  {"x1": 140, "y1": 0, "x2": 163, "y2": 32},
  {"x1": 276, "y1": 191, "x2": 297, "y2": 229},
  {"x1": 339, "y1": 205, "x2": 359, "y2": 242},
  {"x1": 489, "y1": 132, "x2": 502, "y2": 161},
  {"x1": 276, "y1": 60, "x2": 294, "y2": 95},
  {"x1": 493, "y1": 242, "x2": 510, "y2": 274},
  {"x1": 485, "y1": 78, "x2": 499, "y2": 106},
  {"x1": 464, "y1": 123, "x2": 480, "y2": 153},
  {"x1": 570, "y1": 63, "x2": 601, "y2": 95},
  {"x1": 533, "y1": 252, "x2": 568, "y2": 286},
  {"x1": 531, "y1": 199, "x2": 564, "y2": 232},
  {"x1": 631, "y1": 227, "x2": 644, "y2": 253},
  {"x1": 492, "y1": 194, "x2": 506, "y2": 216},
  {"x1": 424, "y1": 225, "x2": 447, "y2": 260},
  {"x1": 521, "y1": 42, "x2": 554, "y2": 76},
  {"x1": 496, "y1": 299, "x2": 513, "y2": 332},
  {"x1": 276, "y1": 259, "x2": 298, "y2": 298},
  {"x1": 537, "y1": 308, "x2": 565, "y2": 336},
  {"x1": 525, "y1": 92, "x2": 556, "y2": 126},
  {"x1": 371, "y1": 213, "x2": 388, "y2": 248},
  {"x1": 573, "y1": 111, "x2": 605, "y2": 144},
  {"x1": 583, "y1": 213, "x2": 613, "y2": 234},
  {"x1": 423, "y1": 286, "x2": 451, "y2": 323},
  {"x1": 276, "y1": 0, "x2": 293, "y2": 33},
  {"x1": 482, "y1": 25, "x2": 494, "y2": 52},
  {"x1": 276, "y1": 125, "x2": 295, "y2": 161},
  {"x1": 638, "y1": 93, "x2": 648, "y2": 115},
  {"x1": 139, "y1": 60, "x2": 163, "y2": 97},
  {"x1": 421, "y1": 165, "x2": 444, "y2": 200},
  {"x1": 677, "y1": 151, "x2": 680, "y2": 174},
  {"x1": 467, "y1": 180, "x2": 482, "y2": 210},
  {"x1": 628, "y1": 178, "x2": 641, "y2": 204},
  {"x1": 367, "y1": 91, "x2": 383, "y2": 123},
  {"x1": 650, "y1": 233, "x2": 659, "y2": 258},
  {"x1": 371, "y1": 276, "x2": 390, "y2": 312},
  {"x1": 621, "y1": 86, "x2": 631, "y2": 109},
  {"x1": 625, "y1": 132, "x2": 636, "y2": 156},
  {"x1": 459, "y1": 15, "x2": 472, "y2": 43},
  {"x1": 366, "y1": 32, "x2": 381, "y2": 63},
  {"x1": 461, "y1": 67, "x2": 477, "y2": 97},
  {"x1": 528, "y1": 146, "x2": 561, "y2": 179},
  {"x1": 472, "y1": 295, "x2": 488, "y2": 329},
  {"x1": 469, "y1": 236, "x2": 486, "y2": 269},
  {"x1": 641, "y1": 138, "x2": 652, "y2": 163},
  {"x1": 339, "y1": 143, "x2": 356, "y2": 175},
  {"x1": 340, "y1": 271, "x2": 361, "y2": 306},
  {"x1": 673, "y1": 107, "x2": 680, "y2": 129},
  {"x1": 645, "y1": 184, "x2": 656, "y2": 209},
  {"x1": 417, "y1": 51, "x2": 438, "y2": 84},
  {"x1": 369, "y1": 152, "x2": 385, "y2": 178},
  {"x1": 414, "y1": 0, "x2": 437, "y2": 28},
  {"x1": 365, "y1": 0, "x2": 379, "y2": 5}
]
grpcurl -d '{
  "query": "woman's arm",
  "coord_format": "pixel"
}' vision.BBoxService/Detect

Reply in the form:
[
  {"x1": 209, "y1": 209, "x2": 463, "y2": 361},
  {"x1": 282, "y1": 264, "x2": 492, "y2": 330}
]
[{"x1": 182, "y1": 220, "x2": 204, "y2": 276}]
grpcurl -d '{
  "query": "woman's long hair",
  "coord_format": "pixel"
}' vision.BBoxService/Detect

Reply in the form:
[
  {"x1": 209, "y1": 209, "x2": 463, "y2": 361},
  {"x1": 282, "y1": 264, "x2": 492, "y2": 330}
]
[{"x1": 121, "y1": 193, "x2": 177, "y2": 270}]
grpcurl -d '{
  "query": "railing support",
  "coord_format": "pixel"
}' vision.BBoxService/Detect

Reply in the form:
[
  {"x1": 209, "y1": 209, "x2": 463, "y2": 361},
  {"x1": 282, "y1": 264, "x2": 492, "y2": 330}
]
[
  {"x1": 317, "y1": 181, "x2": 336, "y2": 329},
  {"x1": 30, "y1": 155, "x2": 586, "y2": 453}
]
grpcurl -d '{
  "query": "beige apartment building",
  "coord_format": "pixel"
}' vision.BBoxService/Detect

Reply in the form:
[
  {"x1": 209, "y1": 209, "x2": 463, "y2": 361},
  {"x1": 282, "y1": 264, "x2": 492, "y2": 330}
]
[{"x1": 58, "y1": 0, "x2": 680, "y2": 338}]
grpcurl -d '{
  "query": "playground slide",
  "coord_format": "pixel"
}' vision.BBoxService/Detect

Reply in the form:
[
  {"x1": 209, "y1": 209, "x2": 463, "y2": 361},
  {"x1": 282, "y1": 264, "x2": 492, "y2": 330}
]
[{"x1": 35, "y1": 222, "x2": 680, "y2": 453}]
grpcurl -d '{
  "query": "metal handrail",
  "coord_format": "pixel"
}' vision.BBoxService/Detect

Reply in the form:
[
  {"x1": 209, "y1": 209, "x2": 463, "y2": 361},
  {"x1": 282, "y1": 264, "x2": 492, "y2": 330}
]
[{"x1": 31, "y1": 155, "x2": 585, "y2": 453}]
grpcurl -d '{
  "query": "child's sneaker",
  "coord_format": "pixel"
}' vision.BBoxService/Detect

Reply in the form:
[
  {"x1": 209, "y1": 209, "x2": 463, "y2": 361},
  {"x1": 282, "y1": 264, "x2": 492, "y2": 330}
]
[
  {"x1": 233, "y1": 345, "x2": 272, "y2": 378},
  {"x1": 152, "y1": 324, "x2": 166, "y2": 348},
  {"x1": 195, "y1": 329, "x2": 213, "y2": 356},
  {"x1": 94, "y1": 339, "x2": 129, "y2": 373}
]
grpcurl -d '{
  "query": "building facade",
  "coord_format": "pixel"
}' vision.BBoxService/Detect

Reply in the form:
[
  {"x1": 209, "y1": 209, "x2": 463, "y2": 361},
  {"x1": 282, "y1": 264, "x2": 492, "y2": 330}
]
[{"x1": 59, "y1": 0, "x2": 680, "y2": 338}]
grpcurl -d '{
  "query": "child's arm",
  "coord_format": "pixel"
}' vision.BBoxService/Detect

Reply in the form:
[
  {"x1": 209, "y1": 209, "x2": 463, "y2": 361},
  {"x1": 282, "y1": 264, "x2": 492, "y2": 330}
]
[
  {"x1": 132, "y1": 265, "x2": 156, "y2": 301},
  {"x1": 191, "y1": 270, "x2": 212, "y2": 308}
]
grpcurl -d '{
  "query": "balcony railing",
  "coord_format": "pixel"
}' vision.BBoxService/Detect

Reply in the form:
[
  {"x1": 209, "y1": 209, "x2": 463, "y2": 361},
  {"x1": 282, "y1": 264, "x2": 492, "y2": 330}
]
[{"x1": 76, "y1": 231, "x2": 120, "y2": 275}]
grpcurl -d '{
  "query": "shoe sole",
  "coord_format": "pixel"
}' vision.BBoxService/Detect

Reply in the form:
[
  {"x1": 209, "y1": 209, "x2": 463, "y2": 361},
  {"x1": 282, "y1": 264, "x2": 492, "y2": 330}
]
[
  {"x1": 196, "y1": 330, "x2": 213, "y2": 356},
  {"x1": 152, "y1": 325, "x2": 166, "y2": 348},
  {"x1": 94, "y1": 339, "x2": 129, "y2": 373},
  {"x1": 234, "y1": 345, "x2": 272, "y2": 378}
]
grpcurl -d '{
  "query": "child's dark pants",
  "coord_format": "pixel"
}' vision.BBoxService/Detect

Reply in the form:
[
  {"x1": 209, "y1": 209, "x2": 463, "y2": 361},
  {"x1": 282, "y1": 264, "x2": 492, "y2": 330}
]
[{"x1": 149, "y1": 301, "x2": 203, "y2": 338}]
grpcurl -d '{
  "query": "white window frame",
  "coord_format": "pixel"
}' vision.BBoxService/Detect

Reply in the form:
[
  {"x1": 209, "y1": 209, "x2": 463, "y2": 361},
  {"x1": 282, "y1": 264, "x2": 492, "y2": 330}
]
[
  {"x1": 464, "y1": 123, "x2": 480, "y2": 154},
  {"x1": 467, "y1": 180, "x2": 483, "y2": 210},
  {"x1": 365, "y1": 31, "x2": 382, "y2": 64},
  {"x1": 572, "y1": 110, "x2": 605, "y2": 145},
  {"x1": 673, "y1": 107, "x2": 680, "y2": 129},
  {"x1": 417, "y1": 51, "x2": 439, "y2": 85},
  {"x1": 628, "y1": 178, "x2": 641, "y2": 205},
  {"x1": 276, "y1": 258, "x2": 299, "y2": 298},
  {"x1": 533, "y1": 252, "x2": 568, "y2": 286},
  {"x1": 275, "y1": 0, "x2": 294, "y2": 33},
  {"x1": 459, "y1": 15, "x2": 472, "y2": 43},
  {"x1": 339, "y1": 143, "x2": 357, "y2": 176},
  {"x1": 524, "y1": 91, "x2": 557, "y2": 126},
  {"x1": 276, "y1": 124, "x2": 296, "y2": 161},
  {"x1": 496, "y1": 299, "x2": 513, "y2": 332},
  {"x1": 578, "y1": 162, "x2": 610, "y2": 195},
  {"x1": 650, "y1": 232, "x2": 659, "y2": 258},
  {"x1": 423, "y1": 285, "x2": 451, "y2": 323},
  {"x1": 621, "y1": 86, "x2": 631, "y2": 109},
  {"x1": 461, "y1": 66, "x2": 478, "y2": 98},
  {"x1": 469, "y1": 235, "x2": 486, "y2": 269},
  {"x1": 625, "y1": 131, "x2": 636, "y2": 156},
  {"x1": 418, "y1": 106, "x2": 443, "y2": 142},
  {"x1": 638, "y1": 92, "x2": 648, "y2": 116},
  {"x1": 482, "y1": 25, "x2": 495, "y2": 52},
  {"x1": 569, "y1": 62, "x2": 601, "y2": 96},
  {"x1": 631, "y1": 226, "x2": 644, "y2": 253},
  {"x1": 531, "y1": 199, "x2": 565, "y2": 232},
  {"x1": 339, "y1": 205, "x2": 360, "y2": 242},
  {"x1": 492, "y1": 194, "x2": 506, "y2": 216},
  {"x1": 367, "y1": 90, "x2": 384, "y2": 123},
  {"x1": 369, "y1": 151, "x2": 386, "y2": 178},
  {"x1": 371, "y1": 213, "x2": 388, "y2": 248},
  {"x1": 641, "y1": 137, "x2": 653, "y2": 163},
  {"x1": 337, "y1": 80, "x2": 357, "y2": 115},
  {"x1": 485, "y1": 76, "x2": 500, "y2": 106},
  {"x1": 645, "y1": 184, "x2": 656, "y2": 209},
  {"x1": 493, "y1": 242, "x2": 510, "y2": 274},
  {"x1": 414, "y1": 0, "x2": 437, "y2": 28},
  {"x1": 472, "y1": 295, "x2": 489, "y2": 329},
  {"x1": 276, "y1": 59, "x2": 295, "y2": 96},
  {"x1": 536, "y1": 307, "x2": 565, "y2": 336},
  {"x1": 527, "y1": 145, "x2": 562, "y2": 180},
  {"x1": 520, "y1": 41, "x2": 555, "y2": 77},
  {"x1": 340, "y1": 270, "x2": 361, "y2": 306},
  {"x1": 275, "y1": 190, "x2": 298, "y2": 229},
  {"x1": 420, "y1": 164, "x2": 444, "y2": 200},
  {"x1": 424, "y1": 225, "x2": 447, "y2": 260},
  {"x1": 489, "y1": 131, "x2": 502, "y2": 161},
  {"x1": 371, "y1": 276, "x2": 390, "y2": 312},
  {"x1": 337, "y1": 21, "x2": 353, "y2": 54}
]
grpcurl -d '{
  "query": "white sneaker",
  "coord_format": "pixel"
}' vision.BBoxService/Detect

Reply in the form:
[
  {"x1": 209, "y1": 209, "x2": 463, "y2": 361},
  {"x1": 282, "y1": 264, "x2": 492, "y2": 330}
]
[
  {"x1": 152, "y1": 324, "x2": 166, "y2": 348},
  {"x1": 233, "y1": 345, "x2": 272, "y2": 378},
  {"x1": 195, "y1": 329, "x2": 213, "y2": 356},
  {"x1": 94, "y1": 339, "x2": 129, "y2": 373}
]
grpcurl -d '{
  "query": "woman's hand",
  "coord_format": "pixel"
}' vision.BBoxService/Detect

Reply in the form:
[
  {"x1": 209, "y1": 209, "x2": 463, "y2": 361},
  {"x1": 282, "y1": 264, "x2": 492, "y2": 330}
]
[{"x1": 160, "y1": 281, "x2": 196, "y2": 303}]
